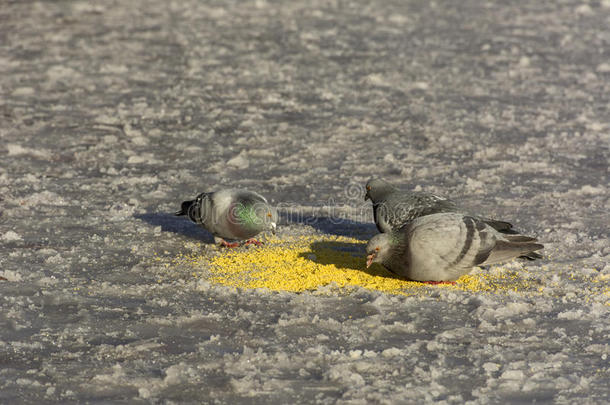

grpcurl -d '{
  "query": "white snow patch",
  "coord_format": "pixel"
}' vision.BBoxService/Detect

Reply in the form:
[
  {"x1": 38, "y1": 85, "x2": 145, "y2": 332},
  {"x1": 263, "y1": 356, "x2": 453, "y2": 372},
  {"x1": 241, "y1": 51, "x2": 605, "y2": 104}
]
[
  {"x1": 16, "y1": 378, "x2": 42, "y2": 387},
  {"x1": 500, "y1": 369, "x2": 525, "y2": 380},
  {"x1": 108, "y1": 203, "x2": 137, "y2": 220},
  {"x1": 518, "y1": 56, "x2": 530, "y2": 67},
  {"x1": 94, "y1": 114, "x2": 121, "y2": 125},
  {"x1": 365, "y1": 74, "x2": 390, "y2": 87},
  {"x1": 465, "y1": 177, "x2": 484, "y2": 192},
  {"x1": 476, "y1": 302, "x2": 532, "y2": 321},
  {"x1": 6, "y1": 144, "x2": 52, "y2": 159},
  {"x1": 131, "y1": 136, "x2": 149, "y2": 146},
  {"x1": 47, "y1": 65, "x2": 79, "y2": 82},
  {"x1": 36, "y1": 276, "x2": 59, "y2": 287},
  {"x1": 327, "y1": 363, "x2": 366, "y2": 386},
  {"x1": 123, "y1": 123, "x2": 141, "y2": 137},
  {"x1": 91, "y1": 364, "x2": 126, "y2": 384},
  {"x1": 138, "y1": 387, "x2": 151, "y2": 399},
  {"x1": 1, "y1": 231, "x2": 22, "y2": 242},
  {"x1": 349, "y1": 350, "x2": 362, "y2": 359},
  {"x1": 127, "y1": 153, "x2": 161, "y2": 165},
  {"x1": 45, "y1": 254, "x2": 65, "y2": 265},
  {"x1": 482, "y1": 362, "x2": 500, "y2": 373},
  {"x1": 578, "y1": 185, "x2": 604, "y2": 195},
  {"x1": 411, "y1": 81, "x2": 429, "y2": 90},
  {"x1": 556, "y1": 305, "x2": 606, "y2": 321},
  {"x1": 20, "y1": 191, "x2": 68, "y2": 206},
  {"x1": 381, "y1": 347, "x2": 404, "y2": 358},
  {"x1": 227, "y1": 151, "x2": 250, "y2": 169},
  {"x1": 574, "y1": 4, "x2": 593, "y2": 15},
  {"x1": 164, "y1": 363, "x2": 197, "y2": 385},
  {"x1": 200, "y1": 6, "x2": 227, "y2": 18},
  {"x1": 72, "y1": 2, "x2": 106, "y2": 13},
  {"x1": 100, "y1": 64, "x2": 129, "y2": 74},
  {"x1": 0, "y1": 270, "x2": 23, "y2": 282},
  {"x1": 103, "y1": 135, "x2": 118, "y2": 144},
  {"x1": 11, "y1": 87, "x2": 35, "y2": 96}
]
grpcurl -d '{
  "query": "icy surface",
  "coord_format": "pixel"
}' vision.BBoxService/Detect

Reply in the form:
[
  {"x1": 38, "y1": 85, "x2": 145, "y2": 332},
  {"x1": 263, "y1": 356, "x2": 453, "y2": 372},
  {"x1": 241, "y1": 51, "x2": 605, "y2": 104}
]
[{"x1": 1, "y1": 0, "x2": 608, "y2": 403}]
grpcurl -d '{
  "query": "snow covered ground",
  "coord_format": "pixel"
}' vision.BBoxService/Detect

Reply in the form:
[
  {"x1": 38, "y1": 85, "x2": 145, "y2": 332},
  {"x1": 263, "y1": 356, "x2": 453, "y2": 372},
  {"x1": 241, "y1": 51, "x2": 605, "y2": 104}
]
[{"x1": 1, "y1": 0, "x2": 608, "y2": 403}]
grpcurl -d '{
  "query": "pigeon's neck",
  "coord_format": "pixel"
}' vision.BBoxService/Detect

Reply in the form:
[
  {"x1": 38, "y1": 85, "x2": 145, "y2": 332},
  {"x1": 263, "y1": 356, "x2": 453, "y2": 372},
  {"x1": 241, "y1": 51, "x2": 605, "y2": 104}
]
[
  {"x1": 385, "y1": 232, "x2": 410, "y2": 268},
  {"x1": 235, "y1": 204, "x2": 259, "y2": 229}
]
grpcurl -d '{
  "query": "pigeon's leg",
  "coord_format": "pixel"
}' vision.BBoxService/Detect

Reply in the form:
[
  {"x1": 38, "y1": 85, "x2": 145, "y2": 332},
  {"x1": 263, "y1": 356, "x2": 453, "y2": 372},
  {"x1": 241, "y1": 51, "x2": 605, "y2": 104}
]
[
  {"x1": 422, "y1": 280, "x2": 456, "y2": 285},
  {"x1": 220, "y1": 240, "x2": 240, "y2": 248},
  {"x1": 244, "y1": 238, "x2": 264, "y2": 246},
  {"x1": 215, "y1": 237, "x2": 240, "y2": 248}
]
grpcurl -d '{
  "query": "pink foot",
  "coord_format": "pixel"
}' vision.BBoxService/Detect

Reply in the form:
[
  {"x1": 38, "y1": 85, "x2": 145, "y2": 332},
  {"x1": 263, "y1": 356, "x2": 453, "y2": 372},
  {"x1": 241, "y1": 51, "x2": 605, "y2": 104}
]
[
  {"x1": 219, "y1": 239, "x2": 240, "y2": 248},
  {"x1": 244, "y1": 238, "x2": 264, "y2": 246},
  {"x1": 422, "y1": 280, "x2": 456, "y2": 285}
]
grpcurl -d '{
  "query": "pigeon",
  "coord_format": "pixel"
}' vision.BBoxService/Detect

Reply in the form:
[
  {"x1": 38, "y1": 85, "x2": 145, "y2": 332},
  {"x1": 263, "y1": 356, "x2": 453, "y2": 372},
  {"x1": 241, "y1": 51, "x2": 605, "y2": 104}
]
[
  {"x1": 365, "y1": 212, "x2": 544, "y2": 283},
  {"x1": 364, "y1": 178, "x2": 516, "y2": 234},
  {"x1": 175, "y1": 189, "x2": 277, "y2": 247}
]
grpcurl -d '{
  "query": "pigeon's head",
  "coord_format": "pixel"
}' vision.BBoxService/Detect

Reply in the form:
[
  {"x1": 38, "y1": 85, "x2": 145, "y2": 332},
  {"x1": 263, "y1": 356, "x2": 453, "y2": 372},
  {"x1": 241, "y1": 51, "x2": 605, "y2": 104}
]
[
  {"x1": 238, "y1": 202, "x2": 278, "y2": 234},
  {"x1": 364, "y1": 178, "x2": 395, "y2": 202},
  {"x1": 265, "y1": 207, "x2": 278, "y2": 234},
  {"x1": 365, "y1": 233, "x2": 392, "y2": 268}
]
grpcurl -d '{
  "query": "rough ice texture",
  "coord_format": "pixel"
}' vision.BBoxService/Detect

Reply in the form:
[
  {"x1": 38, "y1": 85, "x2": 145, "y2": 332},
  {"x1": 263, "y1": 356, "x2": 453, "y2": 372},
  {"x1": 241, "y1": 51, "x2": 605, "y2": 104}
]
[{"x1": 0, "y1": 0, "x2": 608, "y2": 404}]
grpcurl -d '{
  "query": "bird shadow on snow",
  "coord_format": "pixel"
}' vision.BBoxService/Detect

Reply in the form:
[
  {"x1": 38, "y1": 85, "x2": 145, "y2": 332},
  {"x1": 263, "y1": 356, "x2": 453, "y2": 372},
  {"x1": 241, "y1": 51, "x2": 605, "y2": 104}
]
[
  {"x1": 134, "y1": 212, "x2": 215, "y2": 243},
  {"x1": 280, "y1": 211, "x2": 397, "y2": 277},
  {"x1": 278, "y1": 211, "x2": 378, "y2": 241},
  {"x1": 134, "y1": 211, "x2": 379, "y2": 246},
  {"x1": 297, "y1": 240, "x2": 403, "y2": 281}
]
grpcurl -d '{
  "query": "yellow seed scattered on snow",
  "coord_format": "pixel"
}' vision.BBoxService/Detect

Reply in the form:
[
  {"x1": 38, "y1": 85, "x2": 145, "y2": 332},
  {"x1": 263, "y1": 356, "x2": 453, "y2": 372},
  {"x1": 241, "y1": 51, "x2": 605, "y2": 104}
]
[{"x1": 172, "y1": 235, "x2": 549, "y2": 296}]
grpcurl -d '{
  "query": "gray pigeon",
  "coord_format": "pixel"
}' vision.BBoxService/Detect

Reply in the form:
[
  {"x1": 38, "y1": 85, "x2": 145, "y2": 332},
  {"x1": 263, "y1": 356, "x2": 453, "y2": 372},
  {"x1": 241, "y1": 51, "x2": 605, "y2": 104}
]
[
  {"x1": 175, "y1": 189, "x2": 277, "y2": 247},
  {"x1": 365, "y1": 213, "x2": 544, "y2": 283},
  {"x1": 365, "y1": 178, "x2": 515, "y2": 234}
]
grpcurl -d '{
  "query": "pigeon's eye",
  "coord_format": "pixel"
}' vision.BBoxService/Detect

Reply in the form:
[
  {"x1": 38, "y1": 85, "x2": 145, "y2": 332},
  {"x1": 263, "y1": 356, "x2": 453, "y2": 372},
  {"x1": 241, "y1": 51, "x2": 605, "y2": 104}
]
[
  {"x1": 366, "y1": 185, "x2": 371, "y2": 191},
  {"x1": 267, "y1": 212, "x2": 272, "y2": 218},
  {"x1": 375, "y1": 247, "x2": 380, "y2": 251}
]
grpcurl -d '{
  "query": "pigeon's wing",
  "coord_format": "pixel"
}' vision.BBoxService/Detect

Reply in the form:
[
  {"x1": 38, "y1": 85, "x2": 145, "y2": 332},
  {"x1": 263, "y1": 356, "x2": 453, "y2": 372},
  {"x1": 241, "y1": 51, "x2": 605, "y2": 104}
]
[
  {"x1": 409, "y1": 213, "x2": 543, "y2": 280},
  {"x1": 232, "y1": 190, "x2": 268, "y2": 207},
  {"x1": 378, "y1": 192, "x2": 459, "y2": 232},
  {"x1": 406, "y1": 214, "x2": 498, "y2": 281},
  {"x1": 475, "y1": 217, "x2": 516, "y2": 234}
]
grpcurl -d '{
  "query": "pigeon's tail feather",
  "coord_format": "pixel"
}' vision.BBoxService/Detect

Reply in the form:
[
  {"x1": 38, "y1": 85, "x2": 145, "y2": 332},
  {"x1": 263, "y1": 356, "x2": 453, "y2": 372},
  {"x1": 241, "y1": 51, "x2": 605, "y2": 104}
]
[
  {"x1": 484, "y1": 240, "x2": 544, "y2": 265},
  {"x1": 482, "y1": 218, "x2": 517, "y2": 234},
  {"x1": 504, "y1": 234, "x2": 538, "y2": 243},
  {"x1": 519, "y1": 251, "x2": 543, "y2": 261},
  {"x1": 174, "y1": 200, "x2": 194, "y2": 216}
]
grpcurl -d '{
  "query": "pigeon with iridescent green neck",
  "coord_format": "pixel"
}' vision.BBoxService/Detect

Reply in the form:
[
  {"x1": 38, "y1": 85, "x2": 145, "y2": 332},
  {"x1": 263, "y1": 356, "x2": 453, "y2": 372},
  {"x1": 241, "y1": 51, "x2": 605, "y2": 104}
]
[
  {"x1": 175, "y1": 189, "x2": 277, "y2": 247},
  {"x1": 365, "y1": 178, "x2": 516, "y2": 234},
  {"x1": 365, "y1": 213, "x2": 543, "y2": 283}
]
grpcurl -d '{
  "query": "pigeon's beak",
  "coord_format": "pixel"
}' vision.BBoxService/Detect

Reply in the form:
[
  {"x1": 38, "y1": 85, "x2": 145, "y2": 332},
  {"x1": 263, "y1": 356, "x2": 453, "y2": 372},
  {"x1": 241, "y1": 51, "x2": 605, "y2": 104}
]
[
  {"x1": 364, "y1": 192, "x2": 370, "y2": 202},
  {"x1": 366, "y1": 253, "x2": 376, "y2": 268},
  {"x1": 270, "y1": 222, "x2": 276, "y2": 235}
]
